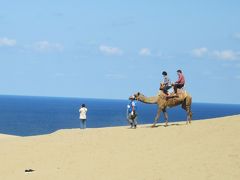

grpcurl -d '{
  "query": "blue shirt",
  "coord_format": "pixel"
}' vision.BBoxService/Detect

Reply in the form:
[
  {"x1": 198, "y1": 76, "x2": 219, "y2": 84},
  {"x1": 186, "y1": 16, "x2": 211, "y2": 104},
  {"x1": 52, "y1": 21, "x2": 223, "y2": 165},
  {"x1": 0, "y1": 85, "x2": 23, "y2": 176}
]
[{"x1": 127, "y1": 100, "x2": 137, "y2": 114}]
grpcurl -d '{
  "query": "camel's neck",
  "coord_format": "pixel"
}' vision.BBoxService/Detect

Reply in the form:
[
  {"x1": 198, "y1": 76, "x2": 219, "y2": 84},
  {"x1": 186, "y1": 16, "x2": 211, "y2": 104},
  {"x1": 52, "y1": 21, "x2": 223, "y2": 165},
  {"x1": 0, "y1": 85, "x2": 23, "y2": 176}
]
[{"x1": 138, "y1": 95, "x2": 158, "y2": 104}]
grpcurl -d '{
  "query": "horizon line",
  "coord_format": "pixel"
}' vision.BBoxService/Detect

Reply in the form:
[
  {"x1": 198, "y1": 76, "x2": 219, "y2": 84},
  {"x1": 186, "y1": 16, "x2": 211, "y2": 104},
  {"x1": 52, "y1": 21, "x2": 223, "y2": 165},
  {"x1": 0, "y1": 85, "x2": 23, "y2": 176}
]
[{"x1": 0, "y1": 94, "x2": 239, "y2": 105}]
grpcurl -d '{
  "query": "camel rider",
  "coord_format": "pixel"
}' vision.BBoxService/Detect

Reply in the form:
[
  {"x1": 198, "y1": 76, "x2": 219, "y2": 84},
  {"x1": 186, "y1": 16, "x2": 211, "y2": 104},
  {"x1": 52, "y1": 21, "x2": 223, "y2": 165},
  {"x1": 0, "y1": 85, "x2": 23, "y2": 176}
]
[
  {"x1": 127, "y1": 95, "x2": 137, "y2": 129},
  {"x1": 161, "y1": 71, "x2": 172, "y2": 95},
  {"x1": 173, "y1": 69, "x2": 185, "y2": 94}
]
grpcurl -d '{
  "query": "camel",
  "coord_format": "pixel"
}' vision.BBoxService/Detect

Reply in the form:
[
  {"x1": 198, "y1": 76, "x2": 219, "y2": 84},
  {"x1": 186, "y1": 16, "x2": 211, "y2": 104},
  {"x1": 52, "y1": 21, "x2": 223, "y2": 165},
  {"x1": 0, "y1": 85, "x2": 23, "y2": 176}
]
[{"x1": 134, "y1": 89, "x2": 192, "y2": 127}]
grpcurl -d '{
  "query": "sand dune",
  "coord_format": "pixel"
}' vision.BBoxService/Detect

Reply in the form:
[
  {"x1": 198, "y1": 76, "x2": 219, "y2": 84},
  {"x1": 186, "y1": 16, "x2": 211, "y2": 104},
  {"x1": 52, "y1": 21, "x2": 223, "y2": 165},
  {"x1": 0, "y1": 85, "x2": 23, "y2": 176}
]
[{"x1": 0, "y1": 115, "x2": 240, "y2": 180}]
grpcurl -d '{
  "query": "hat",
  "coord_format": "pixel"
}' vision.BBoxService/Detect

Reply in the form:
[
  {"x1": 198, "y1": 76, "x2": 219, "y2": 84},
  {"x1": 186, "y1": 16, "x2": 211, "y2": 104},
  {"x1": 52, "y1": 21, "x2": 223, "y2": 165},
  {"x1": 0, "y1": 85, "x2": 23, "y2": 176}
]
[{"x1": 129, "y1": 95, "x2": 135, "y2": 100}]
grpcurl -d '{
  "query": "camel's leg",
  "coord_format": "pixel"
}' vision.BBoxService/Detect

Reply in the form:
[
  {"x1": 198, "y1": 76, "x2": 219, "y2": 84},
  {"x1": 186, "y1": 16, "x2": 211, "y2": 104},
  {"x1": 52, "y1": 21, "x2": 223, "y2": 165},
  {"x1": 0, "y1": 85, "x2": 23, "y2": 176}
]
[
  {"x1": 162, "y1": 109, "x2": 169, "y2": 127},
  {"x1": 187, "y1": 96, "x2": 193, "y2": 124},
  {"x1": 182, "y1": 99, "x2": 190, "y2": 124},
  {"x1": 152, "y1": 108, "x2": 161, "y2": 127},
  {"x1": 182, "y1": 97, "x2": 192, "y2": 124}
]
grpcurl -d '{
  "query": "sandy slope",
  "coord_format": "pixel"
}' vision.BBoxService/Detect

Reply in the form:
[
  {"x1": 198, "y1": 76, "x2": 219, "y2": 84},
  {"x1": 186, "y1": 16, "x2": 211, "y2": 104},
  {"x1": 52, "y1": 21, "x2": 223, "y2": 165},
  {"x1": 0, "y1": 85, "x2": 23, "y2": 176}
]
[{"x1": 0, "y1": 115, "x2": 240, "y2": 180}]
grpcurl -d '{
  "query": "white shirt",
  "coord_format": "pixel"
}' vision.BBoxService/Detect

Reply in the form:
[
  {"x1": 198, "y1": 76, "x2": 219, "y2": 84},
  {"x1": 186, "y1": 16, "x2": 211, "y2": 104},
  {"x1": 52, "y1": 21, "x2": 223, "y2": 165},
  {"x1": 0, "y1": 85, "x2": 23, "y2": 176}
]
[
  {"x1": 79, "y1": 107, "x2": 88, "y2": 120},
  {"x1": 162, "y1": 76, "x2": 171, "y2": 86}
]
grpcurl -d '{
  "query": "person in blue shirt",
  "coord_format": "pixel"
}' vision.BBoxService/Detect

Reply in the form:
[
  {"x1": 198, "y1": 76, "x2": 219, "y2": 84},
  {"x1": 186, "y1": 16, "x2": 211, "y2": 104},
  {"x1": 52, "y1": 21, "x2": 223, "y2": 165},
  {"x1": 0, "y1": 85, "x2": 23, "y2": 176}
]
[{"x1": 127, "y1": 95, "x2": 137, "y2": 129}]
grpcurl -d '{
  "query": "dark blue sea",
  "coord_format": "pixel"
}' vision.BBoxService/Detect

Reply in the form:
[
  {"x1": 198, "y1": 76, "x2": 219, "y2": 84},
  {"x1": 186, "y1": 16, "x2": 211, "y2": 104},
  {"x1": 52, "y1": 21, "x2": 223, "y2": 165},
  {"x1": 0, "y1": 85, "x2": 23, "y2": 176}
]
[{"x1": 0, "y1": 95, "x2": 239, "y2": 136}]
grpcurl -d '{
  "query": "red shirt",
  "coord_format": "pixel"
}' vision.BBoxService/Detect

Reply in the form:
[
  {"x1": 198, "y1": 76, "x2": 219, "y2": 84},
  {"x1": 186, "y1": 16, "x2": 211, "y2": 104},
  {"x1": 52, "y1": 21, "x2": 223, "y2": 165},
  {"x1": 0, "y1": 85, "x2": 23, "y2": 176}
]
[{"x1": 176, "y1": 73, "x2": 185, "y2": 84}]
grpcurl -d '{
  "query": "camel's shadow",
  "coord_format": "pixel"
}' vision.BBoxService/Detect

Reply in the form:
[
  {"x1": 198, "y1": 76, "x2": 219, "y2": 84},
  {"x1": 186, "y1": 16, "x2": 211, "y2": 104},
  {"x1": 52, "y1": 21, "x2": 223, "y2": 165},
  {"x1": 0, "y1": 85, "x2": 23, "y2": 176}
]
[{"x1": 144, "y1": 123, "x2": 187, "y2": 128}]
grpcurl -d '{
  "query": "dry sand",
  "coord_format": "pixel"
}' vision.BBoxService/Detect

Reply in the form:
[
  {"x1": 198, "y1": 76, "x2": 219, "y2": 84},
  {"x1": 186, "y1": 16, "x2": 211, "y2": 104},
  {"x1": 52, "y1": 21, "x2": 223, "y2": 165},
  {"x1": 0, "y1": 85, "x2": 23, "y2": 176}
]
[{"x1": 0, "y1": 115, "x2": 240, "y2": 180}]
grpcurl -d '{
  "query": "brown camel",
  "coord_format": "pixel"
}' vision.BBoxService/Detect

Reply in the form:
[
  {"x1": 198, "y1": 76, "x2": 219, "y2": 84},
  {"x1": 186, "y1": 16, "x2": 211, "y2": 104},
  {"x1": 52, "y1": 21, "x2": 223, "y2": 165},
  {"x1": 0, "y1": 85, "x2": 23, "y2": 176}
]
[{"x1": 134, "y1": 90, "x2": 192, "y2": 127}]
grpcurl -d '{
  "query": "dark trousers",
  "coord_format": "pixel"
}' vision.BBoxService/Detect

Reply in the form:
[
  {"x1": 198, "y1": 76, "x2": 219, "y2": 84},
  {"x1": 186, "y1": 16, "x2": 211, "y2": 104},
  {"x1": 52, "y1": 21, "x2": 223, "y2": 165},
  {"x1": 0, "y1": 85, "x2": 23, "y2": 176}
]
[
  {"x1": 163, "y1": 85, "x2": 172, "y2": 94},
  {"x1": 80, "y1": 119, "x2": 86, "y2": 129},
  {"x1": 128, "y1": 114, "x2": 137, "y2": 128},
  {"x1": 174, "y1": 84, "x2": 184, "y2": 93}
]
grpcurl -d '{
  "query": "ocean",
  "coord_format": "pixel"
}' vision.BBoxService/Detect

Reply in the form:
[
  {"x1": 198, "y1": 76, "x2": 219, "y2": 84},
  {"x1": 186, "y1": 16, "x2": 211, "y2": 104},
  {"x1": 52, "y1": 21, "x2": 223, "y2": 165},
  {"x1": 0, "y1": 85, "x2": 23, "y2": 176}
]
[{"x1": 0, "y1": 95, "x2": 239, "y2": 136}]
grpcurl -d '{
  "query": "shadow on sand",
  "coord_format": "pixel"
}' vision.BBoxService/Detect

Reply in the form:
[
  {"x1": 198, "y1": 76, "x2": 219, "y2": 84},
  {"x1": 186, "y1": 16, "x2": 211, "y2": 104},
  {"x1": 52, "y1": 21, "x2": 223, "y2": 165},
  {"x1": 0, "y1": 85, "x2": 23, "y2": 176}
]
[{"x1": 143, "y1": 123, "x2": 187, "y2": 128}]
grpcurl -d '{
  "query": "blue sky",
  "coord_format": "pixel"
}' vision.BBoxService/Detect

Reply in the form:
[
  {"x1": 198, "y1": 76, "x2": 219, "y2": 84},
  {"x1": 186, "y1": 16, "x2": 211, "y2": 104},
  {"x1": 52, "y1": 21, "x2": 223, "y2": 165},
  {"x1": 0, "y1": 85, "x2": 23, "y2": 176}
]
[{"x1": 0, "y1": 0, "x2": 240, "y2": 104}]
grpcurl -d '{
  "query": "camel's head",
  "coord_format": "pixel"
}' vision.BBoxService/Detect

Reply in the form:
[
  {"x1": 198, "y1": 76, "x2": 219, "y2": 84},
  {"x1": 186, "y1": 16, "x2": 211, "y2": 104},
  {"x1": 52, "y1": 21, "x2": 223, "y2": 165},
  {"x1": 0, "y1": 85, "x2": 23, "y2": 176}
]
[{"x1": 133, "y1": 92, "x2": 144, "y2": 101}]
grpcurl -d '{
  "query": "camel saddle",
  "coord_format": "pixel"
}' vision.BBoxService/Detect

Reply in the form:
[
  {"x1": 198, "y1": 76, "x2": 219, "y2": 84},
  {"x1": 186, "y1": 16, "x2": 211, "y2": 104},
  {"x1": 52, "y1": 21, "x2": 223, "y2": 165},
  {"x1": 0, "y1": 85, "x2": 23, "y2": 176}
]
[{"x1": 158, "y1": 88, "x2": 187, "y2": 101}]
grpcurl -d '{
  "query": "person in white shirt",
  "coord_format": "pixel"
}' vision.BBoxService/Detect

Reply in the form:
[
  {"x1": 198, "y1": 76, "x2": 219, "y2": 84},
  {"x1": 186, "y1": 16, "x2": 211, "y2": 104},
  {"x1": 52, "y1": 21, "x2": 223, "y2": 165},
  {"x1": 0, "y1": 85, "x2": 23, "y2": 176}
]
[
  {"x1": 79, "y1": 104, "x2": 88, "y2": 129},
  {"x1": 161, "y1": 71, "x2": 172, "y2": 95}
]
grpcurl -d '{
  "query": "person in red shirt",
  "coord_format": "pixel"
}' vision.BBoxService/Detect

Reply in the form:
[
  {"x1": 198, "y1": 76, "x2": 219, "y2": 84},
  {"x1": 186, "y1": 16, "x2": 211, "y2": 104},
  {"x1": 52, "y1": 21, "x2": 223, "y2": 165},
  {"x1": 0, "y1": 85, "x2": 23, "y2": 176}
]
[{"x1": 173, "y1": 70, "x2": 185, "y2": 94}]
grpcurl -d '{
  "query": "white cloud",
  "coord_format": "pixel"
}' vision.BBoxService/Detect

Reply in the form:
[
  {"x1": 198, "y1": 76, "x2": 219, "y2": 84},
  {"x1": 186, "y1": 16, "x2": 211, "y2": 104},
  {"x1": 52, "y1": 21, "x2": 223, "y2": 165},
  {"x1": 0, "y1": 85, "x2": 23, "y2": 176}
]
[
  {"x1": 33, "y1": 41, "x2": 64, "y2": 52},
  {"x1": 235, "y1": 75, "x2": 240, "y2": 80},
  {"x1": 0, "y1": 37, "x2": 16, "y2": 47},
  {"x1": 99, "y1": 45, "x2": 123, "y2": 55},
  {"x1": 234, "y1": 75, "x2": 240, "y2": 80},
  {"x1": 191, "y1": 47, "x2": 240, "y2": 61},
  {"x1": 234, "y1": 32, "x2": 240, "y2": 39},
  {"x1": 55, "y1": 73, "x2": 65, "y2": 77},
  {"x1": 191, "y1": 47, "x2": 208, "y2": 57},
  {"x1": 139, "y1": 48, "x2": 151, "y2": 56},
  {"x1": 212, "y1": 50, "x2": 240, "y2": 61},
  {"x1": 155, "y1": 51, "x2": 175, "y2": 59}
]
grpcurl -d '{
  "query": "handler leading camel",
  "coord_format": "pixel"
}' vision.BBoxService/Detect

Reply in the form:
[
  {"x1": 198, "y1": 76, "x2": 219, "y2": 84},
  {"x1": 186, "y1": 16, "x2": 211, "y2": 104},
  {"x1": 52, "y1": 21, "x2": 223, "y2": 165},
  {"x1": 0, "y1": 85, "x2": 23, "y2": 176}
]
[{"x1": 134, "y1": 90, "x2": 192, "y2": 127}]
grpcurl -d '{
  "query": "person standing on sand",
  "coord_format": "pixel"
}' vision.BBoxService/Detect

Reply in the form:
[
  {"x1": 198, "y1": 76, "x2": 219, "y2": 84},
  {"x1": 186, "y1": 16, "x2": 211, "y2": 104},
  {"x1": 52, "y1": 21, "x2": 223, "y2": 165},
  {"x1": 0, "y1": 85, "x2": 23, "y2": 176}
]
[
  {"x1": 79, "y1": 104, "x2": 88, "y2": 129},
  {"x1": 127, "y1": 96, "x2": 137, "y2": 129}
]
